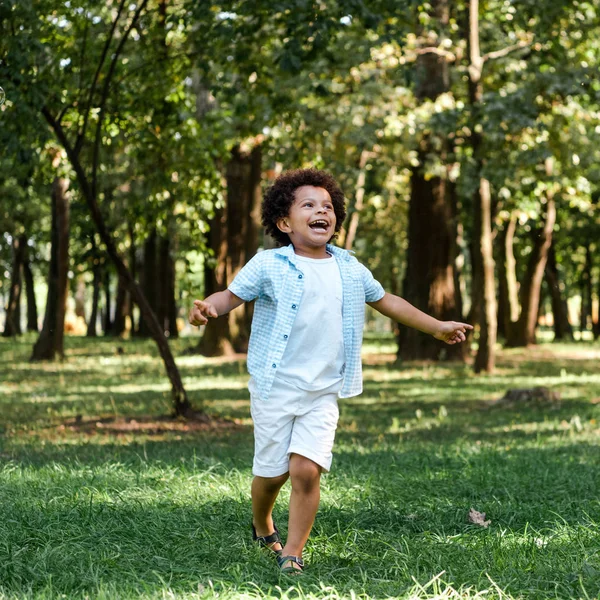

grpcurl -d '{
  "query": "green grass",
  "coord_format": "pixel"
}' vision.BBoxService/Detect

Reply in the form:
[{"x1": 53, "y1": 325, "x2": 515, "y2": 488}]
[{"x1": 1, "y1": 334, "x2": 600, "y2": 599}]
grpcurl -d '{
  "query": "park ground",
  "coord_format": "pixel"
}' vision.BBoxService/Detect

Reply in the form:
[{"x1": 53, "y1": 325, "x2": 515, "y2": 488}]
[{"x1": 1, "y1": 334, "x2": 599, "y2": 600}]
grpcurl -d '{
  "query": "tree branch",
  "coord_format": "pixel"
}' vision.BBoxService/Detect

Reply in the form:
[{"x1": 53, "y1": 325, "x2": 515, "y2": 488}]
[
  {"x1": 75, "y1": 0, "x2": 128, "y2": 156},
  {"x1": 415, "y1": 46, "x2": 457, "y2": 62},
  {"x1": 91, "y1": 0, "x2": 150, "y2": 202},
  {"x1": 482, "y1": 39, "x2": 532, "y2": 63}
]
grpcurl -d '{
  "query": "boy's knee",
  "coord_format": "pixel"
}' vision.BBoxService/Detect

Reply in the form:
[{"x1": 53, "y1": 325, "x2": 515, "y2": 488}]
[
  {"x1": 289, "y1": 454, "x2": 321, "y2": 491},
  {"x1": 254, "y1": 473, "x2": 289, "y2": 492}
]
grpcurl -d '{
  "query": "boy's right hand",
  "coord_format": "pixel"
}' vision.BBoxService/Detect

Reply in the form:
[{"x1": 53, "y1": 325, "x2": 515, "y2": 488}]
[{"x1": 188, "y1": 300, "x2": 218, "y2": 326}]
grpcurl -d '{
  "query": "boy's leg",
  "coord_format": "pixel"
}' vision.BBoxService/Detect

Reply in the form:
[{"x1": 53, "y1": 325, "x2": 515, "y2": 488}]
[
  {"x1": 280, "y1": 453, "x2": 321, "y2": 568},
  {"x1": 252, "y1": 473, "x2": 289, "y2": 551}
]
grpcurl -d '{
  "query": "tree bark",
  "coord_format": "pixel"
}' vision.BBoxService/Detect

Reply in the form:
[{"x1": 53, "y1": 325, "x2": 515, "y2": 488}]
[
  {"x1": 74, "y1": 275, "x2": 87, "y2": 322},
  {"x1": 113, "y1": 271, "x2": 129, "y2": 336},
  {"x1": 31, "y1": 177, "x2": 70, "y2": 360},
  {"x1": 2, "y1": 234, "x2": 25, "y2": 337},
  {"x1": 544, "y1": 241, "x2": 573, "y2": 340},
  {"x1": 103, "y1": 268, "x2": 113, "y2": 335},
  {"x1": 195, "y1": 200, "x2": 234, "y2": 356},
  {"x1": 225, "y1": 145, "x2": 254, "y2": 352},
  {"x1": 242, "y1": 144, "x2": 263, "y2": 338},
  {"x1": 506, "y1": 160, "x2": 556, "y2": 347},
  {"x1": 339, "y1": 148, "x2": 373, "y2": 251},
  {"x1": 157, "y1": 233, "x2": 178, "y2": 338},
  {"x1": 580, "y1": 245, "x2": 593, "y2": 335},
  {"x1": 87, "y1": 261, "x2": 101, "y2": 337},
  {"x1": 128, "y1": 223, "x2": 137, "y2": 333},
  {"x1": 496, "y1": 213, "x2": 519, "y2": 341},
  {"x1": 22, "y1": 243, "x2": 38, "y2": 332},
  {"x1": 137, "y1": 228, "x2": 158, "y2": 337},
  {"x1": 472, "y1": 178, "x2": 497, "y2": 372},
  {"x1": 594, "y1": 267, "x2": 600, "y2": 340},
  {"x1": 396, "y1": 0, "x2": 465, "y2": 362},
  {"x1": 468, "y1": 0, "x2": 497, "y2": 373}
]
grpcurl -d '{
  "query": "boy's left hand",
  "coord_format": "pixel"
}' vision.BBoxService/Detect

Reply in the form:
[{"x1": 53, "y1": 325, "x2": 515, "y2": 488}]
[{"x1": 433, "y1": 321, "x2": 473, "y2": 345}]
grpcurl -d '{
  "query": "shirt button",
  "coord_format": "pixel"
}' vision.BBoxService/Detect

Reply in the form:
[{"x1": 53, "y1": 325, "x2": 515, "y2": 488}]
[
  {"x1": 272, "y1": 363, "x2": 277, "y2": 368},
  {"x1": 292, "y1": 304, "x2": 296, "y2": 309},
  {"x1": 298, "y1": 274, "x2": 303, "y2": 279},
  {"x1": 283, "y1": 334, "x2": 288, "y2": 339}
]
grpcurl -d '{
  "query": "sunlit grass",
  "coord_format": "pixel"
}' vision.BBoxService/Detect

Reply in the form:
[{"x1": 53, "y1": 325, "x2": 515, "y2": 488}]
[{"x1": 1, "y1": 333, "x2": 600, "y2": 598}]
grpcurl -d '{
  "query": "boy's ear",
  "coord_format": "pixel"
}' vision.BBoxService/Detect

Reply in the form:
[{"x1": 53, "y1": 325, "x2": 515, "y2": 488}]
[{"x1": 277, "y1": 217, "x2": 291, "y2": 233}]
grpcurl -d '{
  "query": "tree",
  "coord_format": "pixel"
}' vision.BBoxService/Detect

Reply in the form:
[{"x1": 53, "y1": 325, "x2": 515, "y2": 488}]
[{"x1": 32, "y1": 156, "x2": 70, "y2": 361}]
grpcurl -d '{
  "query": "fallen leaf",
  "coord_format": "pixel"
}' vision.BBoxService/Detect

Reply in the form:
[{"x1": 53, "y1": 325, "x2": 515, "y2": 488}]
[{"x1": 468, "y1": 508, "x2": 491, "y2": 528}]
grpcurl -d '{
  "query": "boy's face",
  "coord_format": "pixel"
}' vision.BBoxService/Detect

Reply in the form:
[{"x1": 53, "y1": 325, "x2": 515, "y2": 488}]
[{"x1": 277, "y1": 186, "x2": 337, "y2": 257}]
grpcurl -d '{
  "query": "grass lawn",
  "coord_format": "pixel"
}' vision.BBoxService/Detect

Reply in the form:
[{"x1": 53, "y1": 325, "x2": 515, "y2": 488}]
[{"x1": 1, "y1": 333, "x2": 599, "y2": 599}]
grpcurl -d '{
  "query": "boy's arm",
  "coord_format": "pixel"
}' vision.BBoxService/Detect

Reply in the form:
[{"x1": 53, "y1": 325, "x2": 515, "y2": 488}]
[
  {"x1": 189, "y1": 290, "x2": 245, "y2": 326},
  {"x1": 367, "y1": 293, "x2": 473, "y2": 344}
]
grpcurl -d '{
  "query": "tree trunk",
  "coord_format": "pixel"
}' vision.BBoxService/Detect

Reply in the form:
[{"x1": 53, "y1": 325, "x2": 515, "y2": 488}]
[
  {"x1": 2, "y1": 234, "x2": 25, "y2": 337},
  {"x1": 225, "y1": 145, "x2": 254, "y2": 352},
  {"x1": 40, "y1": 0, "x2": 194, "y2": 417},
  {"x1": 468, "y1": 0, "x2": 497, "y2": 373},
  {"x1": 242, "y1": 144, "x2": 262, "y2": 338},
  {"x1": 496, "y1": 213, "x2": 519, "y2": 341},
  {"x1": 544, "y1": 241, "x2": 573, "y2": 341},
  {"x1": 31, "y1": 177, "x2": 70, "y2": 360},
  {"x1": 580, "y1": 245, "x2": 593, "y2": 335},
  {"x1": 74, "y1": 276, "x2": 87, "y2": 322},
  {"x1": 87, "y1": 261, "x2": 101, "y2": 337},
  {"x1": 195, "y1": 200, "x2": 234, "y2": 356},
  {"x1": 157, "y1": 233, "x2": 178, "y2": 338},
  {"x1": 396, "y1": 0, "x2": 465, "y2": 362},
  {"x1": 594, "y1": 268, "x2": 600, "y2": 340},
  {"x1": 128, "y1": 223, "x2": 137, "y2": 334},
  {"x1": 339, "y1": 148, "x2": 373, "y2": 251},
  {"x1": 103, "y1": 268, "x2": 112, "y2": 335},
  {"x1": 22, "y1": 243, "x2": 38, "y2": 332},
  {"x1": 137, "y1": 228, "x2": 158, "y2": 337},
  {"x1": 506, "y1": 160, "x2": 556, "y2": 347},
  {"x1": 472, "y1": 178, "x2": 497, "y2": 373},
  {"x1": 113, "y1": 271, "x2": 129, "y2": 337}
]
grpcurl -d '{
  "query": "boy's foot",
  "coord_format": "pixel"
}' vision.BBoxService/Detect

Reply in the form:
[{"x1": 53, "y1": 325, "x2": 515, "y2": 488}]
[
  {"x1": 277, "y1": 554, "x2": 304, "y2": 574},
  {"x1": 252, "y1": 523, "x2": 283, "y2": 555}
]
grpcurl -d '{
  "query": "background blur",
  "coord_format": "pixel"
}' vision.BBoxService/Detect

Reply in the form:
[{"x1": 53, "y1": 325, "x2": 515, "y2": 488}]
[{"x1": 1, "y1": 0, "x2": 599, "y2": 390}]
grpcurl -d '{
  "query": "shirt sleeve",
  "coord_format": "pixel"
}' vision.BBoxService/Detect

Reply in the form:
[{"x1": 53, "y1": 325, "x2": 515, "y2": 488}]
[
  {"x1": 359, "y1": 263, "x2": 385, "y2": 303},
  {"x1": 228, "y1": 252, "x2": 265, "y2": 302}
]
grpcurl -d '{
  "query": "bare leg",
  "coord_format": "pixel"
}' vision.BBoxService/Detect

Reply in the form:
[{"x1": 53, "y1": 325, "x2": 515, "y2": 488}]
[
  {"x1": 251, "y1": 473, "x2": 289, "y2": 552},
  {"x1": 281, "y1": 453, "x2": 321, "y2": 569}
]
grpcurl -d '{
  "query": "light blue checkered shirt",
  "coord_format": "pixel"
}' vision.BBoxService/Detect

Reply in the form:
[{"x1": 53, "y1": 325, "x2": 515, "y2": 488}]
[{"x1": 228, "y1": 243, "x2": 385, "y2": 400}]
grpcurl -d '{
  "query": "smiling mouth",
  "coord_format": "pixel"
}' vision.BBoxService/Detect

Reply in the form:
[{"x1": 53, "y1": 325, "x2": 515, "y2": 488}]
[{"x1": 309, "y1": 220, "x2": 330, "y2": 232}]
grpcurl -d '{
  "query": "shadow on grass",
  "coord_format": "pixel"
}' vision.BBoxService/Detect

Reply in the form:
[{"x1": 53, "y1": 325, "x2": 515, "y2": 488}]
[{"x1": 1, "y1": 442, "x2": 598, "y2": 598}]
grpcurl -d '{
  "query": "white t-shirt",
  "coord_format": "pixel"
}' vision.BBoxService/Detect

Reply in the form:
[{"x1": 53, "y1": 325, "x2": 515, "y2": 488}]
[{"x1": 276, "y1": 253, "x2": 345, "y2": 391}]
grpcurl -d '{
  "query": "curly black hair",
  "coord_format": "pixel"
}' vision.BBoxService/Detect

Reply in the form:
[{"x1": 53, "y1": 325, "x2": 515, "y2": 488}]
[{"x1": 262, "y1": 168, "x2": 347, "y2": 246}]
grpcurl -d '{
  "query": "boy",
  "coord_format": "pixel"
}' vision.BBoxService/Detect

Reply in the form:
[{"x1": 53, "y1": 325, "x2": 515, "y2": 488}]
[{"x1": 189, "y1": 168, "x2": 472, "y2": 574}]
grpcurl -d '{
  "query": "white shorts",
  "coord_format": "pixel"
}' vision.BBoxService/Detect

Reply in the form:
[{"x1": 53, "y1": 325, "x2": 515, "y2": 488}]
[{"x1": 249, "y1": 377, "x2": 341, "y2": 478}]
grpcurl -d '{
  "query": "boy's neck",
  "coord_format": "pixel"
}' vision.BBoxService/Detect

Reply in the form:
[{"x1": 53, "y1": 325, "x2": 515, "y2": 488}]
[{"x1": 292, "y1": 243, "x2": 330, "y2": 259}]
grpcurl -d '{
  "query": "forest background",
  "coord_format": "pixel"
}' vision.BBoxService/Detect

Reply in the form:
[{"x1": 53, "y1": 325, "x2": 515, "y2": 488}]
[{"x1": 1, "y1": 0, "x2": 599, "y2": 419}]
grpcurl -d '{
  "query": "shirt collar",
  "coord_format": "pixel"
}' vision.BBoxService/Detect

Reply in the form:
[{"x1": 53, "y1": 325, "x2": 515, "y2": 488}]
[{"x1": 274, "y1": 243, "x2": 352, "y2": 264}]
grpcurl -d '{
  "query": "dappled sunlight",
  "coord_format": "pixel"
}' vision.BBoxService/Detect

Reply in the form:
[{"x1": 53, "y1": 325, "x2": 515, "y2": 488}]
[{"x1": 2, "y1": 338, "x2": 600, "y2": 598}]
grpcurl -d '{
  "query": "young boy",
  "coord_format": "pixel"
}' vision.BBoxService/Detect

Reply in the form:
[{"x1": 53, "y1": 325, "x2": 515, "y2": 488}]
[{"x1": 189, "y1": 168, "x2": 472, "y2": 574}]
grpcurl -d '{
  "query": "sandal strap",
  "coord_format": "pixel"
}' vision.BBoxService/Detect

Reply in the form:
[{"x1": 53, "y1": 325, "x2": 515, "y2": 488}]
[
  {"x1": 255, "y1": 531, "x2": 281, "y2": 545},
  {"x1": 252, "y1": 523, "x2": 282, "y2": 548},
  {"x1": 277, "y1": 555, "x2": 304, "y2": 570}
]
